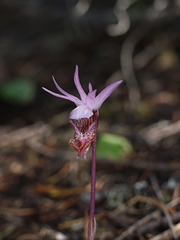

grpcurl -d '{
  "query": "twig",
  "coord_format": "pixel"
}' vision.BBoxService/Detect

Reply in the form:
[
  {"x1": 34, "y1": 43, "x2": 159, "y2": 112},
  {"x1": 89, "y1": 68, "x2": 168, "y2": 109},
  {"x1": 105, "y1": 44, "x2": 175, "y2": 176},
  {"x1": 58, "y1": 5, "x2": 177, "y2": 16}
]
[
  {"x1": 127, "y1": 195, "x2": 175, "y2": 215},
  {"x1": 0, "y1": 122, "x2": 51, "y2": 148},
  {"x1": 47, "y1": 162, "x2": 72, "y2": 184},
  {"x1": 139, "y1": 120, "x2": 180, "y2": 146},
  {"x1": 149, "y1": 222, "x2": 180, "y2": 240},
  {"x1": 58, "y1": 212, "x2": 105, "y2": 230},
  {"x1": 151, "y1": 175, "x2": 178, "y2": 240},
  {"x1": 123, "y1": 159, "x2": 180, "y2": 171},
  {"x1": 138, "y1": 211, "x2": 180, "y2": 235},
  {"x1": 0, "y1": 207, "x2": 37, "y2": 216},
  {"x1": 114, "y1": 196, "x2": 179, "y2": 240},
  {"x1": 114, "y1": 210, "x2": 161, "y2": 240},
  {"x1": 120, "y1": 29, "x2": 141, "y2": 110}
]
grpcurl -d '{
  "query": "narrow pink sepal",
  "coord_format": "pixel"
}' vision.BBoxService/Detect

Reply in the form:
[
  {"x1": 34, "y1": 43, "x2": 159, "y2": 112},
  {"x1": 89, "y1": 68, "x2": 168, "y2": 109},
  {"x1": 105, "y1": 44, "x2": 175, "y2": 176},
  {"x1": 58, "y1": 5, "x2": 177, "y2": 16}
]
[
  {"x1": 94, "y1": 80, "x2": 122, "y2": 110},
  {"x1": 52, "y1": 76, "x2": 82, "y2": 105},
  {"x1": 74, "y1": 65, "x2": 87, "y2": 102},
  {"x1": 42, "y1": 87, "x2": 70, "y2": 100}
]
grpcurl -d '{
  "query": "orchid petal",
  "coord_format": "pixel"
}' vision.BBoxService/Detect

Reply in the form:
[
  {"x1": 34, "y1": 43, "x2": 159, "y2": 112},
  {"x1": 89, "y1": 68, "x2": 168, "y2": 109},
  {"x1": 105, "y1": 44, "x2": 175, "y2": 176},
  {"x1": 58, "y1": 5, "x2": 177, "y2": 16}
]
[
  {"x1": 91, "y1": 89, "x2": 97, "y2": 97},
  {"x1": 42, "y1": 87, "x2": 82, "y2": 105},
  {"x1": 74, "y1": 65, "x2": 87, "y2": 102},
  {"x1": 51, "y1": 76, "x2": 82, "y2": 105},
  {"x1": 86, "y1": 91, "x2": 96, "y2": 107},
  {"x1": 52, "y1": 76, "x2": 72, "y2": 97},
  {"x1": 89, "y1": 83, "x2": 93, "y2": 92},
  {"x1": 94, "y1": 80, "x2": 122, "y2": 109},
  {"x1": 70, "y1": 105, "x2": 93, "y2": 119}
]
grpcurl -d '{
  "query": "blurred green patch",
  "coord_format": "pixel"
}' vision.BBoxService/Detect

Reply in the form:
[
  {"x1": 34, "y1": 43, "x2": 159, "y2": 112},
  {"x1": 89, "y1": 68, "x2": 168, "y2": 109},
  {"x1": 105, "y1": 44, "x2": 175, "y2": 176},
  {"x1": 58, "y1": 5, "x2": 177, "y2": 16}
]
[
  {"x1": 155, "y1": 48, "x2": 178, "y2": 70},
  {"x1": 100, "y1": 102, "x2": 122, "y2": 120},
  {"x1": 0, "y1": 77, "x2": 36, "y2": 105},
  {"x1": 97, "y1": 133, "x2": 133, "y2": 161},
  {"x1": 136, "y1": 101, "x2": 153, "y2": 121}
]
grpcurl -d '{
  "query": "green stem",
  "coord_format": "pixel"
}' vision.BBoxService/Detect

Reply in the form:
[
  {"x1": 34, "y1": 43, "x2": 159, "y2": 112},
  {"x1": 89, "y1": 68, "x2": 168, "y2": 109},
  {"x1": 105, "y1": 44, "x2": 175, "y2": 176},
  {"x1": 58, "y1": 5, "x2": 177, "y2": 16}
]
[{"x1": 88, "y1": 138, "x2": 97, "y2": 240}]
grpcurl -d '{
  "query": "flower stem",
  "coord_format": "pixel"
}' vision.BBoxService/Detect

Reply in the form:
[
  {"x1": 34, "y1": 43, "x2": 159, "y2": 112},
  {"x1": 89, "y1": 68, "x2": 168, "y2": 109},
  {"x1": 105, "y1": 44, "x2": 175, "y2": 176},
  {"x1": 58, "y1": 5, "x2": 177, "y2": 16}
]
[{"x1": 88, "y1": 138, "x2": 97, "y2": 240}]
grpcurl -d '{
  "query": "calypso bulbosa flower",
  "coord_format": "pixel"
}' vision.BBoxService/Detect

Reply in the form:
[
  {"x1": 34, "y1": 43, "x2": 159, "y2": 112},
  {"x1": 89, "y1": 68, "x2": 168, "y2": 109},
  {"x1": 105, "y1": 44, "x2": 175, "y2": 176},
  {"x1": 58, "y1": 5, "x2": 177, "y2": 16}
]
[{"x1": 43, "y1": 65, "x2": 122, "y2": 159}]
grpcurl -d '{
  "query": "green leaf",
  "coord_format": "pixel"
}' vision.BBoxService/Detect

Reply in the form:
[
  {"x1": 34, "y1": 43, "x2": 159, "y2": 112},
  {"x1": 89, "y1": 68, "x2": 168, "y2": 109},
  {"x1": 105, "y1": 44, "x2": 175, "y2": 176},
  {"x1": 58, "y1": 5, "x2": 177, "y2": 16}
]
[
  {"x1": 97, "y1": 133, "x2": 133, "y2": 161},
  {"x1": 0, "y1": 77, "x2": 36, "y2": 105}
]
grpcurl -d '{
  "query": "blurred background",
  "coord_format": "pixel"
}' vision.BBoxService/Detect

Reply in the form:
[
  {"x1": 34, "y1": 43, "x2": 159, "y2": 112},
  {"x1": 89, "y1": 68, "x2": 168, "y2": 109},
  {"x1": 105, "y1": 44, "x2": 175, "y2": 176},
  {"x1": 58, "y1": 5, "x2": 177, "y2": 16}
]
[{"x1": 0, "y1": 0, "x2": 180, "y2": 239}]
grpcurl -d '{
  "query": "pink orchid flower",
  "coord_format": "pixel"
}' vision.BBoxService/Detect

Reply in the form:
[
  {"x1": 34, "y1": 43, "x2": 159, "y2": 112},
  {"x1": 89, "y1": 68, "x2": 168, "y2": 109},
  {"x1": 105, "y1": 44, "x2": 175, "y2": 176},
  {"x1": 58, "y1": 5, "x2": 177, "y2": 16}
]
[{"x1": 43, "y1": 66, "x2": 122, "y2": 158}]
